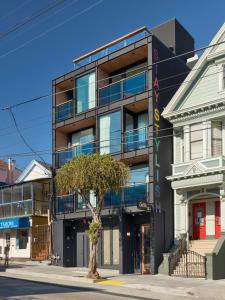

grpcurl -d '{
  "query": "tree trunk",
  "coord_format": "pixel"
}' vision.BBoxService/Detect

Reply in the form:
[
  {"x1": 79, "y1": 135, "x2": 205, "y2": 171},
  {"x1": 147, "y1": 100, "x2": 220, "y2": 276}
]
[
  {"x1": 87, "y1": 216, "x2": 101, "y2": 279},
  {"x1": 87, "y1": 241, "x2": 99, "y2": 279}
]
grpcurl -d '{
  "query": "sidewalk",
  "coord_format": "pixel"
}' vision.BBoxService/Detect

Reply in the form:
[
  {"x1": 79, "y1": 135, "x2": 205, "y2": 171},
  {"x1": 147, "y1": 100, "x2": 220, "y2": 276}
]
[{"x1": 1, "y1": 261, "x2": 225, "y2": 299}]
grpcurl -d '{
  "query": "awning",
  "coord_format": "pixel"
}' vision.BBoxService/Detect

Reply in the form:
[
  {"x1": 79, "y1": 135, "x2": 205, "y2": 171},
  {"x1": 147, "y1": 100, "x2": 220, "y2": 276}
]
[{"x1": 0, "y1": 217, "x2": 30, "y2": 230}]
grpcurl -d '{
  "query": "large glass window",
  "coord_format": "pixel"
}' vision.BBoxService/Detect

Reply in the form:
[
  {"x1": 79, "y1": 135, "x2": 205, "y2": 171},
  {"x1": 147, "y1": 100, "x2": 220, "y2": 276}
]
[
  {"x1": 124, "y1": 165, "x2": 148, "y2": 206},
  {"x1": 190, "y1": 123, "x2": 203, "y2": 160},
  {"x1": 99, "y1": 111, "x2": 121, "y2": 154},
  {"x1": 76, "y1": 72, "x2": 96, "y2": 113},
  {"x1": 212, "y1": 121, "x2": 222, "y2": 156}
]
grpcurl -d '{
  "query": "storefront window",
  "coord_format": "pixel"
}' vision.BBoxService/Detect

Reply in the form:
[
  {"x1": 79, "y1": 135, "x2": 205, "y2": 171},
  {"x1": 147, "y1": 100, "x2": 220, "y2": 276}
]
[
  {"x1": 103, "y1": 229, "x2": 110, "y2": 265},
  {"x1": 16, "y1": 229, "x2": 28, "y2": 249},
  {"x1": 103, "y1": 227, "x2": 119, "y2": 265}
]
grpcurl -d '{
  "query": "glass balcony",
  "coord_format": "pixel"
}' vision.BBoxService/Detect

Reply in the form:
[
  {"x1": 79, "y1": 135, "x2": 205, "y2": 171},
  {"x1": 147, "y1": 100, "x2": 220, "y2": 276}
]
[
  {"x1": 104, "y1": 191, "x2": 122, "y2": 207},
  {"x1": 99, "y1": 71, "x2": 147, "y2": 106},
  {"x1": 74, "y1": 29, "x2": 148, "y2": 70},
  {"x1": 124, "y1": 183, "x2": 147, "y2": 206},
  {"x1": 55, "y1": 100, "x2": 73, "y2": 122},
  {"x1": 124, "y1": 127, "x2": 148, "y2": 152},
  {"x1": 0, "y1": 199, "x2": 32, "y2": 219},
  {"x1": 56, "y1": 141, "x2": 95, "y2": 168},
  {"x1": 56, "y1": 195, "x2": 74, "y2": 215}
]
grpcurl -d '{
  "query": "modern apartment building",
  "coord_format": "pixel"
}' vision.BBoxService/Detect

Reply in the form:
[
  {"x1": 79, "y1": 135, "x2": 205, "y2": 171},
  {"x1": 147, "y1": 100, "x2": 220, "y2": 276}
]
[
  {"x1": 0, "y1": 160, "x2": 51, "y2": 261},
  {"x1": 52, "y1": 19, "x2": 194, "y2": 274},
  {"x1": 162, "y1": 22, "x2": 225, "y2": 279}
]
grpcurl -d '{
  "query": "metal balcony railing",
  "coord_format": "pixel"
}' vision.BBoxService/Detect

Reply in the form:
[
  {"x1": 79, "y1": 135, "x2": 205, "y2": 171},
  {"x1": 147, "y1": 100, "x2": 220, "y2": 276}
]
[
  {"x1": 74, "y1": 29, "x2": 148, "y2": 69},
  {"x1": 0, "y1": 199, "x2": 33, "y2": 219},
  {"x1": 99, "y1": 71, "x2": 147, "y2": 106},
  {"x1": 55, "y1": 99, "x2": 73, "y2": 123}
]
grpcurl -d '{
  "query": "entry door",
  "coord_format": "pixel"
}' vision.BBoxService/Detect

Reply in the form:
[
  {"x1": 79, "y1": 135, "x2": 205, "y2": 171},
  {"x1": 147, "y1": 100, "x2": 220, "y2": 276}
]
[
  {"x1": 192, "y1": 202, "x2": 206, "y2": 239},
  {"x1": 76, "y1": 232, "x2": 88, "y2": 267},
  {"x1": 141, "y1": 225, "x2": 150, "y2": 274},
  {"x1": 215, "y1": 201, "x2": 221, "y2": 239}
]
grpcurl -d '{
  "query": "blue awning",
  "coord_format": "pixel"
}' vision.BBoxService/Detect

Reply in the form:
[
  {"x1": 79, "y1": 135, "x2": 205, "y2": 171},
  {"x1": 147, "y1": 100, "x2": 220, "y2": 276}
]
[{"x1": 0, "y1": 217, "x2": 30, "y2": 230}]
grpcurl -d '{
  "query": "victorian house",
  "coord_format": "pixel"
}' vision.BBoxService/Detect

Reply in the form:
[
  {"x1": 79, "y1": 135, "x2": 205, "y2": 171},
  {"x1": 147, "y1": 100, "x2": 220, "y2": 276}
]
[{"x1": 162, "y1": 22, "x2": 225, "y2": 279}]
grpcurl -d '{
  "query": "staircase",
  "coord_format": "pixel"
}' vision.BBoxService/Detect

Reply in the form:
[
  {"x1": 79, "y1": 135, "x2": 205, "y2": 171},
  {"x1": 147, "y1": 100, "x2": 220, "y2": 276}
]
[
  {"x1": 170, "y1": 239, "x2": 218, "y2": 278},
  {"x1": 189, "y1": 239, "x2": 218, "y2": 256}
]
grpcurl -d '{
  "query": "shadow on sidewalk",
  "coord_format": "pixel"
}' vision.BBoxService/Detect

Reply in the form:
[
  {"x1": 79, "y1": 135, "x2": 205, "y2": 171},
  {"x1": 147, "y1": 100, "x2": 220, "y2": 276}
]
[{"x1": 0, "y1": 276, "x2": 158, "y2": 300}]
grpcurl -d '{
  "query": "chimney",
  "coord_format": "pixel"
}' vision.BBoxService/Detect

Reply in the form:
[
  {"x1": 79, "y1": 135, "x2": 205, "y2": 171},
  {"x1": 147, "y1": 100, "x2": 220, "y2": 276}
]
[{"x1": 7, "y1": 158, "x2": 16, "y2": 184}]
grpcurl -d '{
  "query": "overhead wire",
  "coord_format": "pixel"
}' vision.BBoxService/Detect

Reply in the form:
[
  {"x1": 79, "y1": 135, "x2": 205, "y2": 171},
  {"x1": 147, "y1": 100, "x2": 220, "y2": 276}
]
[
  {"x1": 0, "y1": 0, "x2": 105, "y2": 60},
  {"x1": 0, "y1": 0, "x2": 66, "y2": 40}
]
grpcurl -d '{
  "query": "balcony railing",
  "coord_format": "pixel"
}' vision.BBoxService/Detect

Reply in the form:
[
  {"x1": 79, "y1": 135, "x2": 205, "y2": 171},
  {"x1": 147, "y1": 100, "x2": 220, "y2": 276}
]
[
  {"x1": 0, "y1": 199, "x2": 33, "y2": 219},
  {"x1": 55, "y1": 183, "x2": 148, "y2": 215},
  {"x1": 56, "y1": 141, "x2": 95, "y2": 168},
  {"x1": 99, "y1": 71, "x2": 147, "y2": 106},
  {"x1": 74, "y1": 29, "x2": 148, "y2": 70},
  {"x1": 55, "y1": 99, "x2": 73, "y2": 123},
  {"x1": 124, "y1": 126, "x2": 148, "y2": 152}
]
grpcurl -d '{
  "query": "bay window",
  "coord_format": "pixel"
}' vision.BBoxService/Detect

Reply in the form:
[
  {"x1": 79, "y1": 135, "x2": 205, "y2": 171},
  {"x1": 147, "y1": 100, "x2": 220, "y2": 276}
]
[
  {"x1": 190, "y1": 123, "x2": 203, "y2": 160},
  {"x1": 76, "y1": 72, "x2": 96, "y2": 113},
  {"x1": 99, "y1": 111, "x2": 121, "y2": 154},
  {"x1": 212, "y1": 121, "x2": 222, "y2": 156}
]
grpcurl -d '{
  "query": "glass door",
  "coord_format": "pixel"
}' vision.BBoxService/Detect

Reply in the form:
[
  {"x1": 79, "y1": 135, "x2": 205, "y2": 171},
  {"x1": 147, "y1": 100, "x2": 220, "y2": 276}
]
[{"x1": 141, "y1": 224, "x2": 150, "y2": 274}]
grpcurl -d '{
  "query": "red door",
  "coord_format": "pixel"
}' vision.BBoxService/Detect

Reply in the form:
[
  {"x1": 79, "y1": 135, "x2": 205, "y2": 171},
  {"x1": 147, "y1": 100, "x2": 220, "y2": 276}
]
[
  {"x1": 215, "y1": 201, "x2": 221, "y2": 238},
  {"x1": 192, "y1": 202, "x2": 206, "y2": 239}
]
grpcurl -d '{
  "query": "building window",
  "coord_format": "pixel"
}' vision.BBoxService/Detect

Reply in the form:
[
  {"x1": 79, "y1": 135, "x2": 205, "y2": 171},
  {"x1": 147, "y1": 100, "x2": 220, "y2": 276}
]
[
  {"x1": 71, "y1": 128, "x2": 94, "y2": 156},
  {"x1": 174, "y1": 129, "x2": 184, "y2": 163},
  {"x1": 190, "y1": 123, "x2": 203, "y2": 160},
  {"x1": 212, "y1": 121, "x2": 222, "y2": 156},
  {"x1": 76, "y1": 72, "x2": 96, "y2": 113},
  {"x1": 124, "y1": 165, "x2": 148, "y2": 206},
  {"x1": 16, "y1": 229, "x2": 28, "y2": 250},
  {"x1": 99, "y1": 111, "x2": 121, "y2": 154}
]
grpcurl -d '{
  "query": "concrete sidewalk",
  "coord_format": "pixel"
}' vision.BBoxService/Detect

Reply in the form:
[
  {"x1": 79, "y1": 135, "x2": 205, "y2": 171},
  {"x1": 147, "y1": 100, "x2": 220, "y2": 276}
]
[{"x1": 1, "y1": 262, "x2": 225, "y2": 299}]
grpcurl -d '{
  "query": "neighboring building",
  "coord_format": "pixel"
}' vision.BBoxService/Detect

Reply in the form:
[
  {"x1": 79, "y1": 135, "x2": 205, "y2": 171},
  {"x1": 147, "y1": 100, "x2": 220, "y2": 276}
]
[
  {"x1": 0, "y1": 159, "x2": 21, "y2": 186},
  {"x1": 0, "y1": 160, "x2": 51, "y2": 261},
  {"x1": 52, "y1": 19, "x2": 194, "y2": 274},
  {"x1": 162, "y1": 23, "x2": 225, "y2": 278}
]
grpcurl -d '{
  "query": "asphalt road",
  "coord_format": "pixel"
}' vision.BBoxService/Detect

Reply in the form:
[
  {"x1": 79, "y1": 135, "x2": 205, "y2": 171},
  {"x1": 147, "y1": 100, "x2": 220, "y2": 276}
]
[{"x1": 0, "y1": 277, "x2": 157, "y2": 300}]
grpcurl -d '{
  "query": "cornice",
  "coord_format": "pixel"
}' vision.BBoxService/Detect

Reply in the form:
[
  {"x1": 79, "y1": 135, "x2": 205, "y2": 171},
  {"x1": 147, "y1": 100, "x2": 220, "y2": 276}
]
[{"x1": 166, "y1": 99, "x2": 225, "y2": 124}]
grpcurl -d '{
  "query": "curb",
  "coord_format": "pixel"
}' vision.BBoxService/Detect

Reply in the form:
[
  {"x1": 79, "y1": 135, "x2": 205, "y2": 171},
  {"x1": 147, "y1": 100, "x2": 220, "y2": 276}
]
[{"x1": 3, "y1": 268, "x2": 98, "y2": 284}]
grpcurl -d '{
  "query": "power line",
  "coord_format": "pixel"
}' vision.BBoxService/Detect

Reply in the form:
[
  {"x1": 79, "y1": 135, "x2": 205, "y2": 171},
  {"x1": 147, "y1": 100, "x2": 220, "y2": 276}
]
[
  {"x1": 1, "y1": 36, "x2": 225, "y2": 111},
  {"x1": 0, "y1": 0, "x2": 105, "y2": 60},
  {"x1": 0, "y1": 0, "x2": 66, "y2": 40},
  {"x1": 0, "y1": 0, "x2": 32, "y2": 21},
  {"x1": 1, "y1": 0, "x2": 80, "y2": 45},
  {"x1": 8, "y1": 107, "x2": 47, "y2": 164}
]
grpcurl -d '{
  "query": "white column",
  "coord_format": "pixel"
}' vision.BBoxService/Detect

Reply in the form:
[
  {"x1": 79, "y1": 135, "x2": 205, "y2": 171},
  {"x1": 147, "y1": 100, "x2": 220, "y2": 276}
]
[
  {"x1": 184, "y1": 125, "x2": 190, "y2": 162},
  {"x1": 220, "y1": 186, "x2": 225, "y2": 233},
  {"x1": 222, "y1": 120, "x2": 225, "y2": 156}
]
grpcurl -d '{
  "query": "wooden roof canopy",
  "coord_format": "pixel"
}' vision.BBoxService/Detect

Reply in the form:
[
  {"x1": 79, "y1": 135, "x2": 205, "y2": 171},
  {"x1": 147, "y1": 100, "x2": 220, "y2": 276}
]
[{"x1": 72, "y1": 26, "x2": 147, "y2": 63}]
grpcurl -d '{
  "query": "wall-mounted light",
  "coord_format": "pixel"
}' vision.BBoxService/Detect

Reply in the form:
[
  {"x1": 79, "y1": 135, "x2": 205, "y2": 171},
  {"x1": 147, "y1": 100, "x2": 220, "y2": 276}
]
[{"x1": 127, "y1": 232, "x2": 131, "y2": 237}]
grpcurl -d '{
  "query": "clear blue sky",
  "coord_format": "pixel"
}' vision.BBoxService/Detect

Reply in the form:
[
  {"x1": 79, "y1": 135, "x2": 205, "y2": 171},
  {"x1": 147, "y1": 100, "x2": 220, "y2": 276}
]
[{"x1": 0, "y1": 0, "x2": 224, "y2": 170}]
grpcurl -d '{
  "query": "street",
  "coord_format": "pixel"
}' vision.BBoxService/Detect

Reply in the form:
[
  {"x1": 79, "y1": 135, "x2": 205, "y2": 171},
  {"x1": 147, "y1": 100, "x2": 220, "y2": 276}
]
[{"x1": 0, "y1": 277, "x2": 158, "y2": 300}]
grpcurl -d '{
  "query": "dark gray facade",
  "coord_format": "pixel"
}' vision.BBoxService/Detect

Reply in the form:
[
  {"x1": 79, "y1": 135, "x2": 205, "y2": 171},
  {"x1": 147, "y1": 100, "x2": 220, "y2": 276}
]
[{"x1": 52, "y1": 19, "x2": 194, "y2": 274}]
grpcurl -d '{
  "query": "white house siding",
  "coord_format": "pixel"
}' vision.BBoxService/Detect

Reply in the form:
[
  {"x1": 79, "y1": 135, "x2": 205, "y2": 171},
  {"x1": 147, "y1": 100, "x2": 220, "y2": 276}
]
[
  {"x1": 0, "y1": 229, "x2": 31, "y2": 259},
  {"x1": 176, "y1": 64, "x2": 219, "y2": 111}
]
